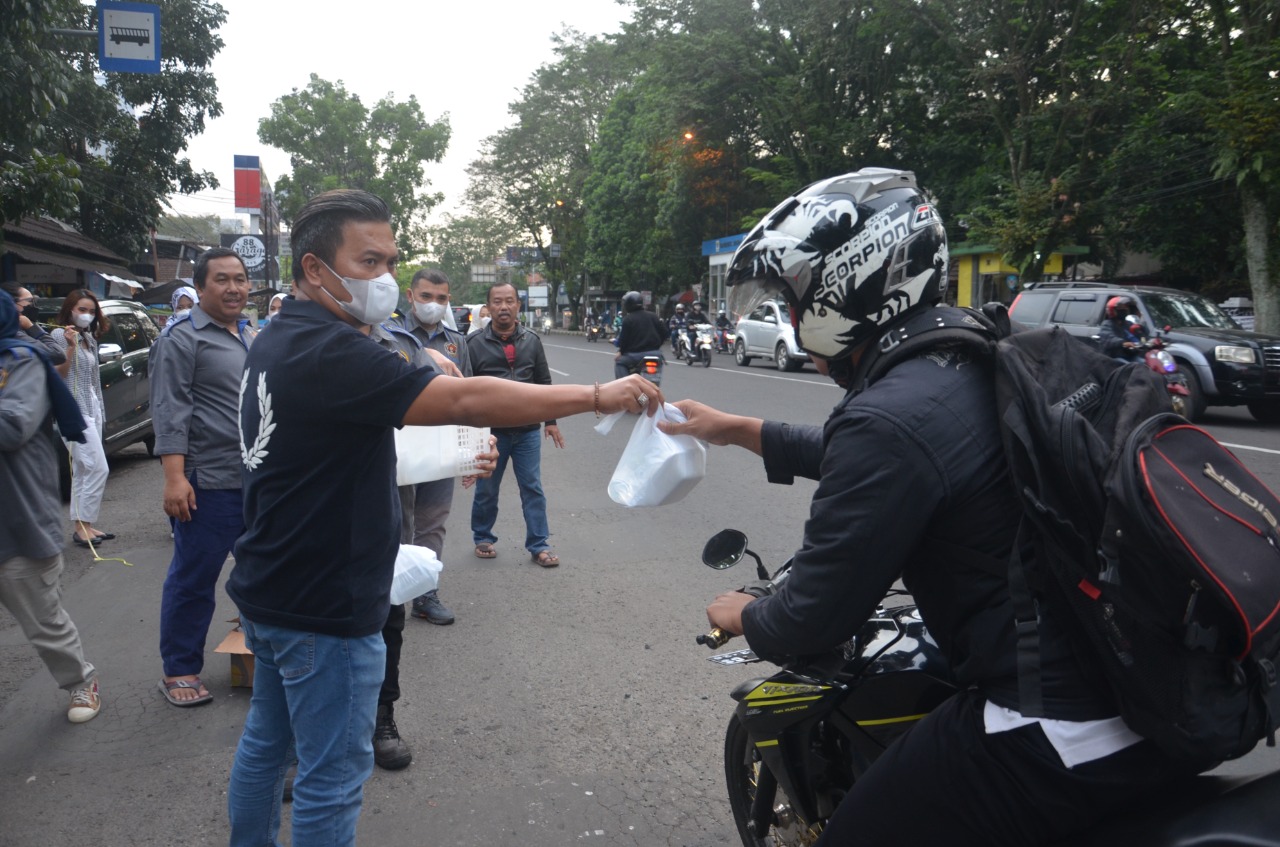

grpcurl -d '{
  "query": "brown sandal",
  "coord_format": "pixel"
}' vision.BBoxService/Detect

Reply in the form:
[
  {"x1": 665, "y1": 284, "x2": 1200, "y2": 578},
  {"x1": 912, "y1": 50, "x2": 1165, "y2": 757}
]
[
  {"x1": 474, "y1": 543, "x2": 497, "y2": 559},
  {"x1": 531, "y1": 550, "x2": 560, "y2": 568}
]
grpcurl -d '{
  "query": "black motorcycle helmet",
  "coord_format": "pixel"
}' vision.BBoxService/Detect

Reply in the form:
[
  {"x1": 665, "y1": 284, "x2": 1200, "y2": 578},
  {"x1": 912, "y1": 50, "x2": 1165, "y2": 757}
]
[
  {"x1": 725, "y1": 168, "x2": 948, "y2": 361},
  {"x1": 623, "y1": 291, "x2": 644, "y2": 313}
]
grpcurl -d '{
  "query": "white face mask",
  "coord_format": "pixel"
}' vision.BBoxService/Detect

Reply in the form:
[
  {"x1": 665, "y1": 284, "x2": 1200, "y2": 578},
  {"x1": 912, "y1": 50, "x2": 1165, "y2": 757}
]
[
  {"x1": 319, "y1": 261, "x2": 400, "y2": 326},
  {"x1": 174, "y1": 308, "x2": 191, "y2": 321},
  {"x1": 413, "y1": 301, "x2": 448, "y2": 326},
  {"x1": 73, "y1": 312, "x2": 94, "y2": 329}
]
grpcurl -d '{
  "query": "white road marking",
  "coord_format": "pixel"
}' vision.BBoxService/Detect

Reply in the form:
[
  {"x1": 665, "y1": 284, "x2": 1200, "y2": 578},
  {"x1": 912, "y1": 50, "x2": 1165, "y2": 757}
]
[
  {"x1": 542, "y1": 343, "x2": 835, "y2": 387},
  {"x1": 1221, "y1": 442, "x2": 1280, "y2": 457}
]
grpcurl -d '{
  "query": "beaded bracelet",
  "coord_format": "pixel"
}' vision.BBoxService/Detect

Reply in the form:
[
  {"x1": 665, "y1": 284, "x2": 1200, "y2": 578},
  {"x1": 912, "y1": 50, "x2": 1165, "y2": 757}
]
[{"x1": 593, "y1": 381, "x2": 601, "y2": 418}]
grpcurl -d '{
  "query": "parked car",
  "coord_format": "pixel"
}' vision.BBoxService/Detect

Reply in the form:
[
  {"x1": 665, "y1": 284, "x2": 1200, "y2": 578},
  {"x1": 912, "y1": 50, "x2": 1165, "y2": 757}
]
[
  {"x1": 1009, "y1": 281, "x2": 1280, "y2": 422},
  {"x1": 53, "y1": 298, "x2": 159, "y2": 498},
  {"x1": 733, "y1": 299, "x2": 811, "y2": 372}
]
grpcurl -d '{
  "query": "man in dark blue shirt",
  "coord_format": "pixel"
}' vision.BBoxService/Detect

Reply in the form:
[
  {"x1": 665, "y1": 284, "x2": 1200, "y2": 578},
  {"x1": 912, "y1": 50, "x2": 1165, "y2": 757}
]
[{"x1": 225, "y1": 189, "x2": 662, "y2": 846}]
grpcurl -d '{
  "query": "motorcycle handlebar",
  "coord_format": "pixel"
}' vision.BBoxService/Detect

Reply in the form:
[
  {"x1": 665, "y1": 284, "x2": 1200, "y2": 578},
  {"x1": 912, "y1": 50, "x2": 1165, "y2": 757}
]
[{"x1": 697, "y1": 628, "x2": 733, "y2": 649}]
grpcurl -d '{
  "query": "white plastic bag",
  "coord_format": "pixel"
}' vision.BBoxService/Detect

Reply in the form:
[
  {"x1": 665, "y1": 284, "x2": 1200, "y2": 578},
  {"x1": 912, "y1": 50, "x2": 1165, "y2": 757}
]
[
  {"x1": 389, "y1": 544, "x2": 443, "y2": 605},
  {"x1": 394, "y1": 425, "x2": 490, "y2": 486},
  {"x1": 595, "y1": 403, "x2": 706, "y2": 507}
]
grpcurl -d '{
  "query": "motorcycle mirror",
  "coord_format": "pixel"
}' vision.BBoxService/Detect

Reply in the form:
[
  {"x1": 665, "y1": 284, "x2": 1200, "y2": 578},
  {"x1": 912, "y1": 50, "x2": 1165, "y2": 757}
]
[{"x1": 703, "y1": 529, "x2": 748, "y2": 570}]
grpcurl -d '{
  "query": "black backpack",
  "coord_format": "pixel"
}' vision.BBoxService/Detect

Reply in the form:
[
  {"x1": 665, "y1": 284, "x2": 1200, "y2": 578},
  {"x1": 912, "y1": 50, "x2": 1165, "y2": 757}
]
[{"x1": 861, "y1": 305, "x2": 1280, "y2": 764}]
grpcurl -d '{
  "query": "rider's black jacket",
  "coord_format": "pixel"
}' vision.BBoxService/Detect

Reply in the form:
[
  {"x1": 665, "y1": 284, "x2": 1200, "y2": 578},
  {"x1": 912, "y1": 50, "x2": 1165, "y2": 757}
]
[
  {"x1": 743, "y1": 312, "x2": 1114, "y2": 720},
  {"x1": 1097, "y1": 317, "x2": 1144, "y2": 360},
  {"x1": 616, "y1": 309, "x2": 666, "y2": 354}
]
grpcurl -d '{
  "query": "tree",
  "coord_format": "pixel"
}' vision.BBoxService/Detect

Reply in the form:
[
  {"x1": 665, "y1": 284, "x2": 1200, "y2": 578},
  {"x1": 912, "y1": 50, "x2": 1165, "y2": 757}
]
[
  {"x1": 4, "y1": 0, "x2": 226, "y2": 260},
  {"x1": 258, "y1": 75, "x2": 450, "y2": 256},
  {"x1": 419, "y1": 212, "x2": 519, "y2": 300},
  {"x1": 466, "y1": 29, "x2": 636, "y2": 322},
  {"x1": 157, "y1": 213, "x2": 221, "y2": 244},
  {"x1": 0, "y1": 0, "x2": 82, "y2": 235}
]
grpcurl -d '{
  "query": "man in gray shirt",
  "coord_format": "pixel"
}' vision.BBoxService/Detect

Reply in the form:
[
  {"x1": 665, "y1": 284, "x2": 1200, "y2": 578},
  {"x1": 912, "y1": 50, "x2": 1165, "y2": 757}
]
[
  {"x1": 391, "y1": 268, "x2": 471, "y2": 625},
  {"x1": 0, "y1": 289, "x2": 101, "y2": 723},
  {"x1": 149, "y1": 248, "x2": 255, "y2": 707}
]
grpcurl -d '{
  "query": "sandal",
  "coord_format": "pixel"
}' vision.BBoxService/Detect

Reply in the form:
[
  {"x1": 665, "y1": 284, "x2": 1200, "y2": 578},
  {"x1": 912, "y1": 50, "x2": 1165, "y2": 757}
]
[
  {"x1": 531, "y1": 550, "x2": 560, "y2": 568},
  {"x1": 474, "y1": 543, "x2": 497, "y2": 559},
  {"x1": 158, "y1": 677, "x2": 213, "y2": 707}
]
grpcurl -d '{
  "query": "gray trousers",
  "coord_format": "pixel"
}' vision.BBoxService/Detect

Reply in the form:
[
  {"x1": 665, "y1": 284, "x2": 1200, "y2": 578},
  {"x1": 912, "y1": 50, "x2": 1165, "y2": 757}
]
[
  {"x1": 410, "y1": 477, "x2": 455, "y2": 558},
  {"x1": 0, "y1": 553, "x2": 95, "y2": 690}
]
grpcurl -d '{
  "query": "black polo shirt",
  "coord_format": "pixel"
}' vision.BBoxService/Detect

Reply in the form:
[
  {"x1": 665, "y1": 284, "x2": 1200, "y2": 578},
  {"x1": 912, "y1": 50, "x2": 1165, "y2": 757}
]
[{"x1": 228, "y1": 298, "x2": 437, "y2": 638}]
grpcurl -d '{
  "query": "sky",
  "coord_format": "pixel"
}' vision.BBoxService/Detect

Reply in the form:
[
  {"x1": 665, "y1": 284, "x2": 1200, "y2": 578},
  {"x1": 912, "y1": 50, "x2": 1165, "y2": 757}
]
[{"x1": 161, "y1": 0, "x2": 633, "y2": 226}]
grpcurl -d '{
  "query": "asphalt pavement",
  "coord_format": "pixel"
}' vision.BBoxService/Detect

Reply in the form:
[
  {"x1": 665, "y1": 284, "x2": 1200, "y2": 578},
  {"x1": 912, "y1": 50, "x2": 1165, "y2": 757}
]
[{"x1": 1, "y1": 333, "x2": 1277, "y2": 846}]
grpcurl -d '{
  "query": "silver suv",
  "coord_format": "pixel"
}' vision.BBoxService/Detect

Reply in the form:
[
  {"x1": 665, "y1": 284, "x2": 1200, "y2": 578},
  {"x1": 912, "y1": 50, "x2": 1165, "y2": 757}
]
[{"x1": 733, "y1": 300, "x2": 810, "y2": 372}]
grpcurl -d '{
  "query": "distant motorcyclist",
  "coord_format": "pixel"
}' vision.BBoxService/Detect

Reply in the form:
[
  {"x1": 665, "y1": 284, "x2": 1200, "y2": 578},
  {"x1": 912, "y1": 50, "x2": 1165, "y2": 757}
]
[
  {"x1": 1097, "y1": 296, "x2": 1147, "y2": 362},
  {"x1": 686, "y1": 301, "x2": 710, "y2": 352},
  {"x1": 668, "y1": 303, "x2": 688, "y2": 352},
  {"x1": 614, "y1": 291, "x2": 666, "y2": 382}
]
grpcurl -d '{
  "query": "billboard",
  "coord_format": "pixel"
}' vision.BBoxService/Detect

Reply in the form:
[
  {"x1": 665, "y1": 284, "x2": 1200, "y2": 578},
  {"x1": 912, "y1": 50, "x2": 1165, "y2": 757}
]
[{"x1": 234, "y1": 155, "x2": 263, "y2": 214}]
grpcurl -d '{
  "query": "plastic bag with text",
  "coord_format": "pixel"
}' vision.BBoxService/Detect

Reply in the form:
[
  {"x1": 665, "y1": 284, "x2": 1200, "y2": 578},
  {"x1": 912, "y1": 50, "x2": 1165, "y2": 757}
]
[
  {"x1": 389, "y1": 544, "x2": 443, "y2": 605},
  {"x1": 595, "y1": 403, "x2": 706, "y2": 507}
]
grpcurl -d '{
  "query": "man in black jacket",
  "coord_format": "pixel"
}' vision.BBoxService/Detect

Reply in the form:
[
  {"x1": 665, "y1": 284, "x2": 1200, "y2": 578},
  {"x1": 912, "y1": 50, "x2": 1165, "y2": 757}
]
[
  {"x1": 613, "y1": 291, "x2": 666, "y2": 381},
  {"x1": 660, "y1": 169, "x2": 1191, "y2": 846},
  {"x1": 468, "y1": 282, "x2": 562, "y2": 567}
]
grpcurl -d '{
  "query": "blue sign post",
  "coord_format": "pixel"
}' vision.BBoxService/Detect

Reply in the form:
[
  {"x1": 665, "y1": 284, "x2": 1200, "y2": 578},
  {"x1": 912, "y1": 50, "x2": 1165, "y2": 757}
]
[{"x1": 98, "y1": 1, "x2": 161, "y2": 75}]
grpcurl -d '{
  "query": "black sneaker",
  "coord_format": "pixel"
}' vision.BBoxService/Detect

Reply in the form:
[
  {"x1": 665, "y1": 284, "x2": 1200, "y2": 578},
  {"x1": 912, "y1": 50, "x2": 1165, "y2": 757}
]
[
  {"x1": 411, "y1": 590, "x2": 455, "y2": 625},
  {"x1": 373, "y1": 703, "x2": 412, "y2": 770}
]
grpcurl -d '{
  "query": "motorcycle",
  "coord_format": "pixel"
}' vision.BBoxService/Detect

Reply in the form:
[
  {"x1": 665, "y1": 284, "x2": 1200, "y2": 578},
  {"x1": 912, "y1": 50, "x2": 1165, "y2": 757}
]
[
  {"x1": 1140, "y1": 332, "x2": 1191, "y2": 418},
  {"x1": 679, "y1": 323, "x2": 714, "y2": 367},
  {"x1": 623, "y1": 353, "x2": 664, "y2": 386},
  {"x1": 586, "y1": 324, "x2": 604, "y2": 343},
  {"x1": 697, "y1": 528, "x2": 1280, "y2": 847},
  {"x1": 716, "y1": 326, "x2": 737, "y2": 354}
]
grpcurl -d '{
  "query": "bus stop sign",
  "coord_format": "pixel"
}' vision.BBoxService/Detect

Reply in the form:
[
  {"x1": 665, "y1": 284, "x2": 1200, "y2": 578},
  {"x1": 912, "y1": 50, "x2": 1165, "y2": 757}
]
[{"x1": 98, "y1": 1, "x2": 161, "y2": 74}]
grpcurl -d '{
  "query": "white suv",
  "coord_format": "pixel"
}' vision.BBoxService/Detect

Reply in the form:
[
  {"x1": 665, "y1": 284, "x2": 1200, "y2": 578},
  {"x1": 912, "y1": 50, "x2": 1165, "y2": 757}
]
[{"x1": 733, "y1": 300, "x2": 810, "y2": 372}]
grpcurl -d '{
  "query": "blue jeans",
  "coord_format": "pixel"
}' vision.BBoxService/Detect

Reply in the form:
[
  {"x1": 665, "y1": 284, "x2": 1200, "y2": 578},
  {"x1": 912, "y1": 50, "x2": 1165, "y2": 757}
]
[
  {"x1": 471, "y1": 428, "x2": 550, "y2": 554},
  {"x1": 228, "y1": 617, "x2": 386, "y2": 847},
  {"x1": 159, "y1": 475, "x2": 243, "y2": 677}
]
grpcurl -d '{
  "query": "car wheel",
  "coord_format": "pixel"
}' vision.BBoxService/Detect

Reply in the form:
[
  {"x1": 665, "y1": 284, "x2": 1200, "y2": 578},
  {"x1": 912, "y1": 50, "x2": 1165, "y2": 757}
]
[
  {"x1": 143, "y1": 433, "x2": 157, "y2": 457},
  {"x1": 735, "y1": 338, "x2": 752, "y2": 367},
  {"x1": 1247, "y1": 400, "x2": 1280, "y2": 424},
  {"x1": 776, "y1": 341, "x2": 802, "y2": 372},
  {"x1": 1180, "y1": 365, "x2": 1207, "y2": 422}
]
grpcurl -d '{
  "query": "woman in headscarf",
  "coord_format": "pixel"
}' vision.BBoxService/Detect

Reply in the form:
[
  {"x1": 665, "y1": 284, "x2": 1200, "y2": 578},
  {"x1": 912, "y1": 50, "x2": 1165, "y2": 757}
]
[
  {"x1": 50, "y1": 290, "x2": 113, "y2": 547},
  {"x1": 265, "y1": 292, "x2": 286, "y2": 323},
  {"x1": 165, "y1": 285, "x2": 199, "y2": 329}
]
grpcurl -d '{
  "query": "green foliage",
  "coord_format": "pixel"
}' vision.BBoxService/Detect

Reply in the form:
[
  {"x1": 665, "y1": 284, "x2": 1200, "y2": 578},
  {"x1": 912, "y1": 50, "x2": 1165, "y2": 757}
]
[
  {"x1": 157, "y1": 213, "x2": 221, "y2": 244},
  {"x1": 420, "y1": 213, "x2": 519, "y2": 296},
  {"x1": 258, "y1": 74, "x2": 450, "y2": 257},
  {"x1": 467, "y1": 0, "x2": 1280, "y2": 323},
  {"x1": 0, "y1": 0, "x2": 82, "y2": 232}
]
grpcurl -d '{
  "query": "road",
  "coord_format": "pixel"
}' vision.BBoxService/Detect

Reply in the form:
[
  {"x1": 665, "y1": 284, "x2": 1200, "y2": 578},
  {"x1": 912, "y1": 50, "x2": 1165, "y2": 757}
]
[{"x1": 1, "y1": 333, "x2": 1277, "y2": 846}]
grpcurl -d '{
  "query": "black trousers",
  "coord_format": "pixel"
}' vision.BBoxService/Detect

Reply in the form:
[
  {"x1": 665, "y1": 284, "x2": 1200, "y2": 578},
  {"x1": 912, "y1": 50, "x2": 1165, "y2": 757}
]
[
  {"x1": 815, "y1": 688, "x2": 1198, "y2": 846},
  {"x1": 378, "y1": 601, "x2": 405, "y2": 706}
]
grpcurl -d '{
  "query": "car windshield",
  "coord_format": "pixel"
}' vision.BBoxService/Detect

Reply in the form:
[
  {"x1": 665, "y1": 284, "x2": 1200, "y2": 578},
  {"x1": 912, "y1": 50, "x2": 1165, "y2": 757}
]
[{"x1": 1142, "y1": 292, "x2": 1240, "y2": 331}]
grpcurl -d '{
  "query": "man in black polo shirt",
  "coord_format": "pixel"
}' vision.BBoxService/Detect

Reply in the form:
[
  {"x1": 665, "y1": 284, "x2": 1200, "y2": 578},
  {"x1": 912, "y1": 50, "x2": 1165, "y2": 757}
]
[{"x1": 226, "y1": 189, "x2": 661, "y2": 846}]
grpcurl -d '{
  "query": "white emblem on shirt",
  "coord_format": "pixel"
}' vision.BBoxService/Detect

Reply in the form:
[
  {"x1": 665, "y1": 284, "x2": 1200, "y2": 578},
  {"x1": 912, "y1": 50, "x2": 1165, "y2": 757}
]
[{"x1": 239, "y1": 370, "x2": 275, "y2": 470}]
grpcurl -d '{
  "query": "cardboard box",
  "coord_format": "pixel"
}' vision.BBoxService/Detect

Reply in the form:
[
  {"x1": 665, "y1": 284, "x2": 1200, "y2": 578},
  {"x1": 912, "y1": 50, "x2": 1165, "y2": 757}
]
[{"x1": 214, "y1": 620, "x2": 255, "y2": 687}]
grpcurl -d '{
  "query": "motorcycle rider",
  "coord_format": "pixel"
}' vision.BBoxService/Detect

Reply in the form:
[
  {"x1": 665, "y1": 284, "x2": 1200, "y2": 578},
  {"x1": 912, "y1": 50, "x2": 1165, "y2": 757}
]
[
  {"x1": 714, "y1": 309, "x2": 732, "y2": 352},
  {"x1": 685, "y1": 301, "x2": 710, "y2": 357},
  {"x1": 659, "y1": 168, "x2": 1198, "y2": 846},
  {"x1": 668, "y1": 303, "x2": 688, "y2": 356},
  {"x1": 1097, "y1": 295, "x2": 1147, "y2": 362},
  {"x1": 613, "y1": 291, "x2": 666, "y2": 382}
]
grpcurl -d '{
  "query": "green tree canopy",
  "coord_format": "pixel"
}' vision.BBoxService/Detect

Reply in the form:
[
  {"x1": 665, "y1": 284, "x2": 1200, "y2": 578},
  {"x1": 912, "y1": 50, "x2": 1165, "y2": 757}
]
[
  {"x1": 4, "y1": 0, "x2": 227, "y2": 260},
  {"x1": 258, "y1": 74, "x2": 450, "y2": 257}
]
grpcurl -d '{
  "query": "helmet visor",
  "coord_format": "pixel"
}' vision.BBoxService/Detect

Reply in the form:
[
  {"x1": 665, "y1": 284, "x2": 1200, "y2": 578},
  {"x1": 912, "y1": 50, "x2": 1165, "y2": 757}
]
[{"x1": 727, "y1": 277, "x2": 787, "y2": 321}]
